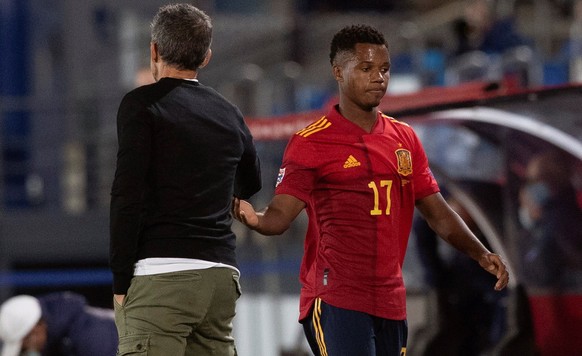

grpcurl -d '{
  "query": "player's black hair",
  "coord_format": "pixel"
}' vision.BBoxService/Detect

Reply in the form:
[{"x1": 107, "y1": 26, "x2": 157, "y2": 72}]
[
  {"x1": 329, "y1": 24, "x2": 388, "y2": 65},
  {"x1": 151, "y1": 4, "x2": 212, "y2": 71}
]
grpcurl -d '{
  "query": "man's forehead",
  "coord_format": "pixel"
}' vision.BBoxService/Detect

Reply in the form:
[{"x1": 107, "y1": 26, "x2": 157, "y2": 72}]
[
  {"x1": 334, "y1": 43, "x2": 389, "y2": 66},
  {"x1": 353, "y1": 43, "x2": 390, "y2": 63}
]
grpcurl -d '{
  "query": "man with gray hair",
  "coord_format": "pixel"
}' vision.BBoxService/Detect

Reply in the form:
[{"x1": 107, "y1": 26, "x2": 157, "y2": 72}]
[{"x1": 110, "y1": 4, "x2": 262, "y2": 355}]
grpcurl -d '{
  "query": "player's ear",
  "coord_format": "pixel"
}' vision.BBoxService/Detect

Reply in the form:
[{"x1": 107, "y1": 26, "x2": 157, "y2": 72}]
[
  {"x1": 150, "y1": 42, "x2": 160, "y2": 63},
  {"x1": 199, "y1": 49, "x2": 212, "y2": 69},
  {"x1": 332, "y1": 64, "x2": 343, "y2": 82}
]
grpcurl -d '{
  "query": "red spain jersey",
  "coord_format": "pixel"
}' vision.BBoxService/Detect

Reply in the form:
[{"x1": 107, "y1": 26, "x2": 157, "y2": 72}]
[{"x1": 275, "y1": 106, "x2": 439, "y2": 321}]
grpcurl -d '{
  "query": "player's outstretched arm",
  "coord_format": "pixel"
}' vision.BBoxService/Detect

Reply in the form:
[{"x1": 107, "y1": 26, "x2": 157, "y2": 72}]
[
  {"x1": 232, "y1": 194, "x2": 305, "y2": 236},
  {"x1": 477, "y1": 252, "x2": 509, "y2": 291},
  {"x1": 416, "y1": 192, "x2": 510, "y2": 291}
]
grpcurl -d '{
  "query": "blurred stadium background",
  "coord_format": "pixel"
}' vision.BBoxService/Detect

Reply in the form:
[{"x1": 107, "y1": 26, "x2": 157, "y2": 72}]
[{"x1": 1, "y1": 0, "x2": 581, "y2": 355}]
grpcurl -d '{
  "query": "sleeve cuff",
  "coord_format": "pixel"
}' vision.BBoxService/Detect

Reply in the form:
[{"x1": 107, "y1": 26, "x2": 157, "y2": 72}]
[{"x1": 112, "y1": 272, "x2": 133, "y2": 295}]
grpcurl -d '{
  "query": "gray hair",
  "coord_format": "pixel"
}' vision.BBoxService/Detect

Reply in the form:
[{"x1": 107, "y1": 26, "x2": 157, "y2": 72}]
[{"x1": 151, "y1": 4, "x2": 212, "y2": 70}]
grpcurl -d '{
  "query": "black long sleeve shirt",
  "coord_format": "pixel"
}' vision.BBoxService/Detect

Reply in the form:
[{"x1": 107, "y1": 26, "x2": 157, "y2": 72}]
[{"x1": 110, "y1": 78, "x2": 261, "y2": 294}]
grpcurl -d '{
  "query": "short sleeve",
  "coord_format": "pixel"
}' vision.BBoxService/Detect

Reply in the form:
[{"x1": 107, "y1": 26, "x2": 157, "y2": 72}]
[
  {"x1": 411, "y1": 130, "x2": 440, "y2": 200},
  {"x1": 274, "y1": 135, "x2": 317, "y2": 204}
]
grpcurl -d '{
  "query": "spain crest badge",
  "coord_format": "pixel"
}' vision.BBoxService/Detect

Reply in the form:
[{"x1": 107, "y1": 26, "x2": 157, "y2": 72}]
[{"x1": 395, "y1": 148, "x2": 412, "y2": 176}]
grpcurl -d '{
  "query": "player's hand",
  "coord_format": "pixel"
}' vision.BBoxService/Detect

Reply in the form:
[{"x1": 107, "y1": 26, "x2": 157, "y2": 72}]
[
  {"x1": 232, "y1": 197, "x2": 259, "y2": 229},
  {"x1": 479, "y1": 253, "x2": 510, "y2": 291}
]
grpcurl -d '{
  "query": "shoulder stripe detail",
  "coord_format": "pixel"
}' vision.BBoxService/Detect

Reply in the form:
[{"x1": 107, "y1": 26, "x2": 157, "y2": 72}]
[
  {"x1": 296, "y1": 116, "x2": 332, "y2": 137},
  {"x1": 381, "y1": 113, "x2": 410, "y2": 127}
]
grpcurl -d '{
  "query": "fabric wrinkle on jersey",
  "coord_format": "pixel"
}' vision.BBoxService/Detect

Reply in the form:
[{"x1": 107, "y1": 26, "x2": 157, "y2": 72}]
[{"x1": 275, "y1": 106, "x2": 439, "y2": 321}]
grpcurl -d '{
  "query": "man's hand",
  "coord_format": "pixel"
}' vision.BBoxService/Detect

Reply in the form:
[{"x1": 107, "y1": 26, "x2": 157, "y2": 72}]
[
  {"x1": 479, "y1": 253, "x2": 510, "y2": 291},
  {"x1": 114, "y1": 294, "x2": 125, "y2": 305},
  {"x1": 232, "y1": 197, "x2": 259, "y2": 229}
]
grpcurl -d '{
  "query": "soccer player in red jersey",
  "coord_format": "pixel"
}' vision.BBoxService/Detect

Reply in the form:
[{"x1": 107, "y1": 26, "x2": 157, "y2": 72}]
[{"x1": 232, "y1": 24, "x2": 509, "y2": 356}]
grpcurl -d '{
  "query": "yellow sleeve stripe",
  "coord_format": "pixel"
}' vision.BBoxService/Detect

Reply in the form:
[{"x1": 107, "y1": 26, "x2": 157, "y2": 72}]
[
  {"x1": 381, "y1": 113, "x2": 410, "y2": 127},
  {"x1": 296, "y1": 116, "x2": 332, "y2": 137}
]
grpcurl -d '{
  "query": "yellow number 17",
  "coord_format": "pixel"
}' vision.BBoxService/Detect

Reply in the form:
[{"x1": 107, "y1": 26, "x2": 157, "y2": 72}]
[{"x1": 368, "y1": 180, "x2": 392, "y2": 215}]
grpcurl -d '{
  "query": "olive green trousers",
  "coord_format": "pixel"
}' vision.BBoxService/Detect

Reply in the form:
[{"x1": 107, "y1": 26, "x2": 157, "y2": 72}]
[{"x1": 114, "y1": 267, "x2": 241, "y2": 355}]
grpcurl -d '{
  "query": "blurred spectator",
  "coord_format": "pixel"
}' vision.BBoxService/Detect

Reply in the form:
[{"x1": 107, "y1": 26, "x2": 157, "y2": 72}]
[
  {"x1": 0, "y1": 292, "x2": 117, "y2": 356},
  {"x1": 453, "y1": 0, "x2": 530, "y2": 56},
  {"x1": 548, "y1": 0, "x2": 582, "y2": 84},
  {"x1": 568, "y1": 0, "x2": 582, "y2": 81},
  {"x1": 518, "y1": 151, "x2": 582, "y2": 288},
  {"x1": 412, "y1": 194, "x2": 507, "y2": 355}
]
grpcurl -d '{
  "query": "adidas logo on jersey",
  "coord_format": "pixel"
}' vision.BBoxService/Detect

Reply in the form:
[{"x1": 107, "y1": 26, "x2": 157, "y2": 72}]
[{"x1": 343, "y1": 155, "x2": 361, "y2": 168}]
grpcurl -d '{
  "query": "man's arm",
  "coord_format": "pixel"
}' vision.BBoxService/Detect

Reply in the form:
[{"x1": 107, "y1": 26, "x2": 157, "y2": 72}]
[
  {"x1": 234, "y1": 131, "x2": 262, "y2": 199},
  {"x1": 415, "y1": 192, "x2": 509, "y2": 291},
  {"x1": 232, "y1": 194, "x2": 306, "y2": 235},
  {"x1": 110, "y1": 94, "x2": 152, "y2": 299}
]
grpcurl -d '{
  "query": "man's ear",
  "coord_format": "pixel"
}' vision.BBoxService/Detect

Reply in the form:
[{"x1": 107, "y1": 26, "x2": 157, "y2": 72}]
[
  {"x1": 150, "y1": 42, "x2": 159, "y2": 62},
  {"x1": 332, "y1": 64, "x2": 343, "y2": 82},
  {"x1": 199, "y1": 49, "x2": 212, "y2": 69}
]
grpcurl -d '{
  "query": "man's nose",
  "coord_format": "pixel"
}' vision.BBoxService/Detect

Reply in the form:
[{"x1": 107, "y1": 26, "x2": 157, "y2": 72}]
[{"x1": 371, "y1": 70, "x2": 385, "y2": 82}]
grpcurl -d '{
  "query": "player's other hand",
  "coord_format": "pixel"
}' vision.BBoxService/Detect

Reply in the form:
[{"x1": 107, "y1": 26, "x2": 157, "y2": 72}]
[
  {"x1": 232, "y1": 197, "x2": 259, "y2": 229},
  {"x1": 479, "y1": 253, "x2": 510, "y2": 291}
]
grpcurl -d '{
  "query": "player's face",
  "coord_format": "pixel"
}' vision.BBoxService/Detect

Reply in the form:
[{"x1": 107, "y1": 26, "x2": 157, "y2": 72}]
[{"x1": 335, "y1": 43, "x2": 390, "y2": 111}]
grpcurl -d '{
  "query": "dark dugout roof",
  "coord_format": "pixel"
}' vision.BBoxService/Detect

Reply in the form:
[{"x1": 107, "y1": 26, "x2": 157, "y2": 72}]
[{"x1": 382, "y1": 81, "x2": 582, "y2": 159}]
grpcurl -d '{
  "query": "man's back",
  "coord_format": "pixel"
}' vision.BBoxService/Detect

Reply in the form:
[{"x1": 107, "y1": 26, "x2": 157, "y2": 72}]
[
  {"x1": 110, "y1": 77, "x2": 261, "y2": 291},
  {"x1": 115, "y1": 78, "x2": 258, "y2": 238}
]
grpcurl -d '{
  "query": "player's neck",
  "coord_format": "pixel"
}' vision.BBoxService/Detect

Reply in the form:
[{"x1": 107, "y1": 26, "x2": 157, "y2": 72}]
[{"x1": 337, "y1": 104, "x2": 378, "y2": 133}]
